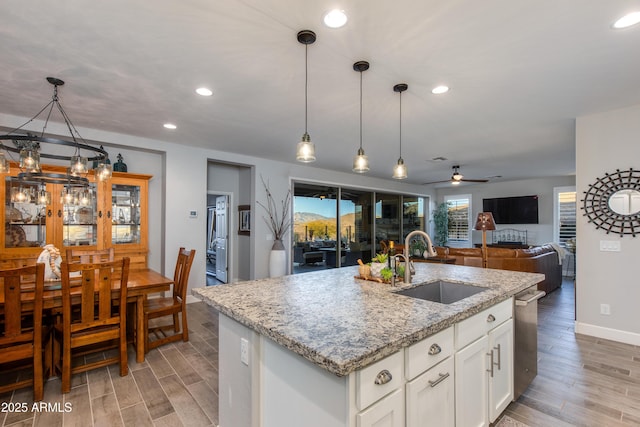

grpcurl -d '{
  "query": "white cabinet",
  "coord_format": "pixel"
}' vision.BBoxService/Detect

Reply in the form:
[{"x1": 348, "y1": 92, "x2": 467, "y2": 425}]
[
  {"x1": 407, "y1": 357, "x2": 455, "y2": 427},
  {"x1": 455, "y1": 298, "x2": 514, "y2": 427},
  {"x1": 455, "y1": 335, "x2": 489, "y2": 427},
  {"x1": 488, "y1": 319, "x2": 514, "y2": 421},
  {"x1": 356, "y1": 388, "x2": 405, "y2": 427}
]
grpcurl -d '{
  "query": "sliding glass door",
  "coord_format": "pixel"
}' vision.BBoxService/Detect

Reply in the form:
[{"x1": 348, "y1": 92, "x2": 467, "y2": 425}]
[{"x1": 292, "y1": 181, "x2": 427, "y2": 274}]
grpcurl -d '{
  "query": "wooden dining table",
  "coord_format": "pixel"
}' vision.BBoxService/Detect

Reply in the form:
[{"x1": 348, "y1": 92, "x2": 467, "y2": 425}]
[{"x1": 1, "y1": 268, "x2": 173, "y2": 363}]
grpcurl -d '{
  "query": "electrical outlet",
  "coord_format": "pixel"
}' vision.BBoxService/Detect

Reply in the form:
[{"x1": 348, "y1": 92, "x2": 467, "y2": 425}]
[
  {"x1": 599, "y1": 240, "x2": 621, "y2": 252},
  {"x1": 240, "y1": 338, "x2": 249, "y2": 365},
  {"x1": 600, "y1": 303, "x2": 611, "y2": 315}
]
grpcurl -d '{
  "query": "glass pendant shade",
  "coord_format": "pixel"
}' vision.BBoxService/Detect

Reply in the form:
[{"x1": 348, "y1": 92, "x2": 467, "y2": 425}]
[
  {"x1": 19, "y1": 149, "x2": 40, "y2": 172},
  {"x1": 61, "y1": 187, "x2": 76, "y2": 205},
  {"x1": 78, "y1": 188, "x2": 92, "y2": 206},
  {"x1": 296, "y1": 133, "x2": 316, "y2": 163},
  {"x1": 353, "y1": 148, "x2": 369, "y2": 173},
  {"x1": 11, "y1": 187, "x2": 31, "y2": 203},
  {"x1": 70, "y1": 155, "x2": 88, "y2": 176},
  {"x1": 96, "y1": 163, "x2": 113, "y2": 181},
  {"x1": 392, "y1": 158, "x2": 408, "y2": 180},
  {"x1": 0, "y1": 153, "x2": 9, "y2": 173},
  {"x1": 37, "y1": 188, "x2": 52, "y2": 205}
]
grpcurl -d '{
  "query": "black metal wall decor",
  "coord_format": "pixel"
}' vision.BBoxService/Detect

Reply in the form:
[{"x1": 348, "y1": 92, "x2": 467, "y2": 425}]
[{"x1": 581, "y1": 168, "x2": 640, "y2": 237}]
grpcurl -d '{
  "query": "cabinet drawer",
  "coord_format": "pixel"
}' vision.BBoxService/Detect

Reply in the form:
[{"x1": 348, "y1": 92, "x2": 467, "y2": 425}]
[
  {"x1": 356, "y1": 351, "x2": 404, "y2": 411},
  {"x1": 356, "y1": 388, "x2": 404, "y2": 427},
  {"x1": 456, "y1": 298, "x2": 512, "y2": 350},
  {"x1": 405, "y1": 326, "x2": 454, "y2": 380}
]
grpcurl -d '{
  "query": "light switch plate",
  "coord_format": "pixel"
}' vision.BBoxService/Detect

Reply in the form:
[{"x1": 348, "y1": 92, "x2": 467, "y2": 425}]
[{"x1": 599, "y1": 240, "x2": 621, "y2": 252}]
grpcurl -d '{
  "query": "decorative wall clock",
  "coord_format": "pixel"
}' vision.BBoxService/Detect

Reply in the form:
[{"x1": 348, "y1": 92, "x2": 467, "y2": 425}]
[{"x1": 581, "y1": 168, "x2": 640, "y2": 237}]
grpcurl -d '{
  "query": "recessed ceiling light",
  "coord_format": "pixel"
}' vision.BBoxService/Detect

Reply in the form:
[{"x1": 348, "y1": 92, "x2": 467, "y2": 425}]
[
  {"x1": 196, "y1": 87, "x2": 213, "y2": 96},
  {"x1": 431, "y1": 85, "x2": 449, "y2": 95},
  {"x1": 323, "y1": 9, "x2": 348, "y2": 28},
  {"x1": 613, "y1": 11, "x2": 640, "y2": 29},
  {"x1": 163, "y1": 123, "x2": 177, "y2": 130}
]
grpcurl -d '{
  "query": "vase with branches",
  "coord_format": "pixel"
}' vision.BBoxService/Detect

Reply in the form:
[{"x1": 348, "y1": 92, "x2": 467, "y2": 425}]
[{"x1": 257, "y1": 176, "x2": 291, "y2": 276}]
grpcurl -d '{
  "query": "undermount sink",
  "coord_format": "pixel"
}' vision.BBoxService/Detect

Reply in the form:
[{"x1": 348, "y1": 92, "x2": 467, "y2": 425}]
[{"x1": 395, "y1": 280, "x2": 487, "y2": 304}]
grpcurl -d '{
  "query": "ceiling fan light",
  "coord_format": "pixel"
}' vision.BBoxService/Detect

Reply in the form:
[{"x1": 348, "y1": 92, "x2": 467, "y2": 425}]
[
  {"x1": 392, "y1": 158, "x2": 407, "y2": 180},
  {"x1": 296, "y1": 133, "x2": 316, "y2": 163},
  {"x1": 452, "y1": 172, "x2": 463, "y2": 181},
  {"x1": 353, "y1": 148, "x2": 369, "y2": 173},
  {"x1": 451, "y1": 180, "x2": 461, "y2": 186}
]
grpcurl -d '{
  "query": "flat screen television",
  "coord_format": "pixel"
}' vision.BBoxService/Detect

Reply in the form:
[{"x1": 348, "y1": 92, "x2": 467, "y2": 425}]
[{"x1": 482, "y1": 195, "x2": 539, "y2": 224}]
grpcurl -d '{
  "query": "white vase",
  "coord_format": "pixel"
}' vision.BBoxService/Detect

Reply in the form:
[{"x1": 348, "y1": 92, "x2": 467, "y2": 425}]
[{"x1": 269, "y1": 239, "x2": 287, "y2": 277}]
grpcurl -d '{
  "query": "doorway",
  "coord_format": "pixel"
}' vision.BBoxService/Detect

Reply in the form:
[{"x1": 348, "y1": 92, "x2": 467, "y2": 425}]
[{"x1": 206, "y1": 193, "x2": 229, "y2": 285}]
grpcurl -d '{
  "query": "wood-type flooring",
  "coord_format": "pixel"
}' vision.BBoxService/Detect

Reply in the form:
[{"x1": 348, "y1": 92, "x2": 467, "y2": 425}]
[{"x1": 2, "y1": 279, "x2": 640, "y2": 426}]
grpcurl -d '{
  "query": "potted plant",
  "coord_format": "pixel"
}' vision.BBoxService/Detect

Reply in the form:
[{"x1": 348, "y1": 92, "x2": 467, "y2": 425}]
[
  {"x1": 432, "y1": 202, "x2": 450, "y2": 247},
  {"x1": 257, "y1": 176, "x2": 291, "y2": 277}
]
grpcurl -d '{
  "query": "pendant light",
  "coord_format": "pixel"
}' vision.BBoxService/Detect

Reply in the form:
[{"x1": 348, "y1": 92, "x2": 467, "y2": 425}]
[
  {"x1": 392, "y1": 83, "x2": 408, "y2": 179},
  {"x1": 296, "y1": 30, "x2": 317, "y2": 163},
  {"x1": 352, "y1": 61, "x2": 370, "y2": 173}
]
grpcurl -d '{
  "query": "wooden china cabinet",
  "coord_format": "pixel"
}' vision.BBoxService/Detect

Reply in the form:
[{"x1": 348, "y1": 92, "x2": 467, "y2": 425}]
[{"x1": 1, "y1": 163, "x2": 151, "y2": 270}]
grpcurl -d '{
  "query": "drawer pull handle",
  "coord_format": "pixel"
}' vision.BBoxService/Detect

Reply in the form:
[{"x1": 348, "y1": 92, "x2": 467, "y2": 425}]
[
  {"x1": 487, "y1": 314, "x2": 496, "y2": 322},
  {"x1": 428, "y1": 343, "x2": 442, "y2": 355},
  {"x1": 374, "y1": 369, "x2": 393, "y2": 385},
  {"x1": 428, "y1": 372, "x2": 450, "y2": 388}
]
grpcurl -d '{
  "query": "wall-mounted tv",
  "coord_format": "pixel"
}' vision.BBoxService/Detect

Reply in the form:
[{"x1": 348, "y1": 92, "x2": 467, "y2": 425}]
[{"x1": 482, "y1": 195, "x2": 539, "y2": 224}]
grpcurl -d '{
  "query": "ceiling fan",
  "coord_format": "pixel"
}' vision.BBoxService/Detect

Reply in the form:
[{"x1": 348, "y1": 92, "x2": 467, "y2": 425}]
[{"x1": 423, "y1": 165, "x2": 489, "y2": 185}]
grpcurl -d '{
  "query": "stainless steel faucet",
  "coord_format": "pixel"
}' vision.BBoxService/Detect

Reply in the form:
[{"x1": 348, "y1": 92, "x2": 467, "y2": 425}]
[{"x1": 403, "y1": 230, "x2": 437, "y2": 283}]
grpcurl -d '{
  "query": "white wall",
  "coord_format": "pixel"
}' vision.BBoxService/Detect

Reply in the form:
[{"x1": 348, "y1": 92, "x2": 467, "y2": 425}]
[
  {"x1": 1, "y1": 112, "x2": 434, "y2": 298},
  {"x1": 435, "y1": 176, "x2": 575, "y2": 246},
  {"x1": 575, "y1": 103, "x2": 640, "y2": 345}
]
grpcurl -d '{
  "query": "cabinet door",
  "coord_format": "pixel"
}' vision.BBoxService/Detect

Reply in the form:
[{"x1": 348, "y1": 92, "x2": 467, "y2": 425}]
[
  {"x1": 106, "y1": 175, "x2": 148, "y2": 250},
  {"x1": 455, "y1": 335, "x2": 489, "y2": 427},
  {"x1": 356, "y1": 388, "x2": 404, "y2": 427},
  {"x1": 406, "y1": 357, "x2": 454, "y2": 427},
  {"x1": 2, "y1": 176, "x2": 49, "y2": 253},
  {"x1": 59, "y1": 181, "x2": 99, "y2": 249},
  {"x1": 488, "y1": 319, "x2": 514, "y2": 423}
]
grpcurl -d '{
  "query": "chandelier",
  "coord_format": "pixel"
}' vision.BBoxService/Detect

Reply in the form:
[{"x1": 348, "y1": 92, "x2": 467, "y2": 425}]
[{"x1": 0, "y1": 77, "x2": 112, "y2": 205}]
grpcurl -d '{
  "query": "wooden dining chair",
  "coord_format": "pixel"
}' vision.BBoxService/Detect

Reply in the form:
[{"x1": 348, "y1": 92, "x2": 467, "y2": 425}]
[
  {"x1": 66, "y1": 247, "x2": 114, "y2": 264},
  {"x1": 0, "y1": 263, "x2": 51, "y2": 401},
  {"x1": 143, "y1": 248, "x2": 195, "y2": 353},
  {"x1": 53, "y1": 257, "x2": 130, "y2": 393}
]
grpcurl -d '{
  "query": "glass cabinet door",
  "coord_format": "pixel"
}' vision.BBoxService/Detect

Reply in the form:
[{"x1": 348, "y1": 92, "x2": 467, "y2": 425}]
[
  {"x1": 111, "y1": 183, "x2": 141, "y2": 245},
  {"x1": 61, "y1": 184, "x2": 98, "y2": 247},
  {"x1": 3, "y1": 177, "x2": 48, "y2": 249}
]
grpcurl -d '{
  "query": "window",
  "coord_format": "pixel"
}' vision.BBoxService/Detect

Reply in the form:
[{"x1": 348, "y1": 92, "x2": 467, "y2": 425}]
[
  {"x1": 554, "y1": 186, "x2": 576, "y2": 247},
  {"x1": 445, "y1": 195, "x2": 471, "y2": 244}
]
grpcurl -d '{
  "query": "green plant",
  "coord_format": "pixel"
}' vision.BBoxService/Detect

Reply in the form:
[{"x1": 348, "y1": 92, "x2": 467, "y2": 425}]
[
  {"x1": 432, "y1": 202, "x2": 450, "y2": 247},
  {"x1": 380, "y1": 267, "x2": 394, "y2": 281},
  {"x1": 372, "y1": 253, "x2": 388, "y2": 263}
]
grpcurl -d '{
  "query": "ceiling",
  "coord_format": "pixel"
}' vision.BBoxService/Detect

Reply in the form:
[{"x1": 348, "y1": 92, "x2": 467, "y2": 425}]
[{"x1": 1, "y1": 1, "x2": 639, "y2": 186}]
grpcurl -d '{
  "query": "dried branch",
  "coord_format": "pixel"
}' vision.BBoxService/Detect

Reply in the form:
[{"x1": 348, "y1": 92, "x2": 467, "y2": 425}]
[{"x1": 257, "y1": 175, "x2": 291, "y2": 241}]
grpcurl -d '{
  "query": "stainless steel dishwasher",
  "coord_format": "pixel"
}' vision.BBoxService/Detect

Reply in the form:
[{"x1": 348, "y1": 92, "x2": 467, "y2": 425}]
[{"x1": 514, "y1": 286, "x2": 546, "y2": 400}]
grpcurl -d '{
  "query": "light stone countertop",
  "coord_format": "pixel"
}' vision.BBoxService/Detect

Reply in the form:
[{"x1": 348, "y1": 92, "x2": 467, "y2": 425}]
[{"x1": 192, "y1": 263, "x2": 543, "y2": 376}]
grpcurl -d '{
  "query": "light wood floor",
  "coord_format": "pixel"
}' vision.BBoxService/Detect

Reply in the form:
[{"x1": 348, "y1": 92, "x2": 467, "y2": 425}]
[
  {"x1": 0, "y1": 302, "x2": 220, "y2": 427},
  {"x1": 504, "y1": 280, "x2": 640, "y2": 426},
  {"x1": 3, "y1": 279, "x2": 640, "y2": 426}
]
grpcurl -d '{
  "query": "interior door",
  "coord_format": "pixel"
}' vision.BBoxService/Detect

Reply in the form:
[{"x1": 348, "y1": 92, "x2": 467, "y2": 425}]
[{"x1": 215, "y1": 195, "x2": 228, "y2": 283}]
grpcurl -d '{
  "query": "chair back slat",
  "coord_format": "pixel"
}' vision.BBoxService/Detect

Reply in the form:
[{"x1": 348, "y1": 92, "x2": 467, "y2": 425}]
[
  {"x1": 173, "y1": 248, "x2": 195, "y2": 301},
  {"x1": 61, "y1": 259, "x2": 130, "y2": 330},
  {"x1": 1, "y1": 264, "x2": 44, "y2": 342},
  {"x1": 66, "y1": 248, "x2": 114, "y2": 264}
]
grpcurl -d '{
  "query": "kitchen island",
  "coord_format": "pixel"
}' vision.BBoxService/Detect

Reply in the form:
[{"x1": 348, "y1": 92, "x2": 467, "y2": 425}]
[{"x1": 193, "y1": 263, "x2": 543, "y2": 427}]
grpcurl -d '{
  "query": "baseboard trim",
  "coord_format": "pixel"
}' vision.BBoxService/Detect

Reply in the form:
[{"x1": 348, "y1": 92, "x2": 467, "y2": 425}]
[{"x1": 575, "y1": 321, "x2": 640, "y2": 346}]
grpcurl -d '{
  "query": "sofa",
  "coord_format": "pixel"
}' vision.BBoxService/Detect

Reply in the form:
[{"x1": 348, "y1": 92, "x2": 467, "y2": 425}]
[{"x1": 431, "y1": 244, "x2": 562, "y2": 294}]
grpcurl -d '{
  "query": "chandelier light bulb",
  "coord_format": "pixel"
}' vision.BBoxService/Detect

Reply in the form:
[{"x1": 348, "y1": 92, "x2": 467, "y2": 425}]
[
  {"x1": 37, "y1": 188, "x2": 52, "y2": 205},
  {"x1": 0, "y1": 153, "x2": 9, "y2": 173},
  {"x1": 96, "y1": 163, "x2": 113, "y2": 181},
  {"x1": 20, "y1": 149, "x2": 40, "y2": 172},
  {"x1": 70, "y1": 155, "x2": 88, "y2": 176}
]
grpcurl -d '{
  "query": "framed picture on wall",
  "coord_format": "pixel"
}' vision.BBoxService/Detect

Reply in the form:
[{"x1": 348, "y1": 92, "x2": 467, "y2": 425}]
[{"x1": 238, "y1": 205, "x2": 250, "y2": 235}]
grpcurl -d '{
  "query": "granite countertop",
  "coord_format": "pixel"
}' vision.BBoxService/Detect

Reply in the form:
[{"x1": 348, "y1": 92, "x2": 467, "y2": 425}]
[{"x1": 192, "y1": 264, "x2": 543, "y2": 376}]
